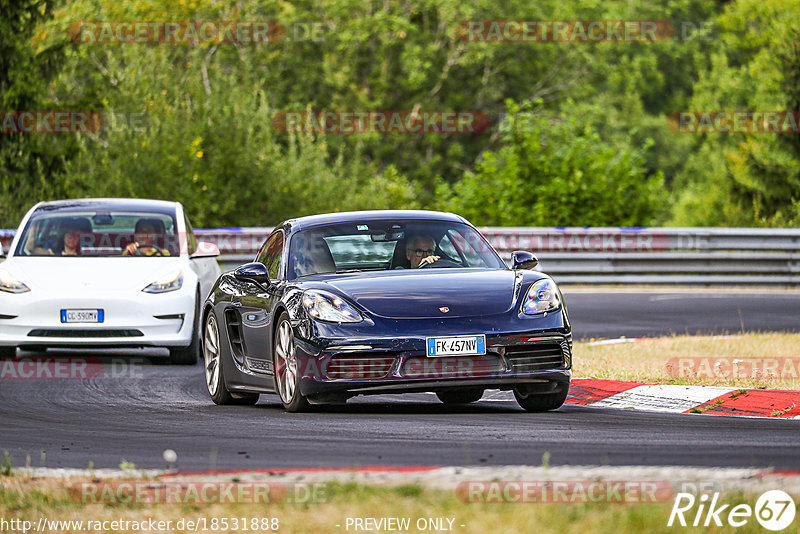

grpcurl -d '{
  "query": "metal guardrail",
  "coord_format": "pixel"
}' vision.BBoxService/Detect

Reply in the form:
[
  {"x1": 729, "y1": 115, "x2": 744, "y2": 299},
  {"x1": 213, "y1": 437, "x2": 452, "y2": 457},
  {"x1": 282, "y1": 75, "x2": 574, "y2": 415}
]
[
  {"x1": 4, "y1": 227, "x2": 800, "y2": 285},
  {"x1": 195, "y1": 227, "x2": 800, "y2": 285}
]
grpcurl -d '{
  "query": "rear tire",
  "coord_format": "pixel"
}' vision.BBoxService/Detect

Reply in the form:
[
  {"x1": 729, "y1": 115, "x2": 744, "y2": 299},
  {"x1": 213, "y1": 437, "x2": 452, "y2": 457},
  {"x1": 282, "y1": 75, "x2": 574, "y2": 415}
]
[
  {"x1": 0, "y1": 346, "x2": 16, "y2": 358},
  {"x1": 514, "y1": 383, "x2": 569, "y2": 412},
  {"x1": 273, "y1": 312, "x2": 310, "y2": 413},
  {"x1": 436, "y1": 389, "x2": 484, "y2": 404},
  {"x1": 204, "y1": 310, "x2": 258, "y2": 406}
]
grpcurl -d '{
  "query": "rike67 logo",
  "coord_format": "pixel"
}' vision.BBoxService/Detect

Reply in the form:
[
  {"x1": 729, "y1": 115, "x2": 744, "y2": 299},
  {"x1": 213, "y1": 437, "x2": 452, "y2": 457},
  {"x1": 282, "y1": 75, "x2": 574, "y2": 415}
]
[{"x1": 668, "y1": 490, "x2": 796, "y2": 531}]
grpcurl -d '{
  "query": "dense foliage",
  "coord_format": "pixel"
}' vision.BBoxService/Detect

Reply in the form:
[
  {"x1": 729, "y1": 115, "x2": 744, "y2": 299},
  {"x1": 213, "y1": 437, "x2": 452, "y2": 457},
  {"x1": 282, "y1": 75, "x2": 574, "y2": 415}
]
[{"x1": 1, "y1": 0, "x2": 798, "y2": 228}]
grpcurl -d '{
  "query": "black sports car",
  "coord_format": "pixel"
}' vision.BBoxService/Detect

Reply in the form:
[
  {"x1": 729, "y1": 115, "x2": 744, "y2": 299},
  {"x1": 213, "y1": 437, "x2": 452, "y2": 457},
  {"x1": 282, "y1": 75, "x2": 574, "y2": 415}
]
[{"x1": 201, "y1": 210, "x2": 572, "y2": 412}]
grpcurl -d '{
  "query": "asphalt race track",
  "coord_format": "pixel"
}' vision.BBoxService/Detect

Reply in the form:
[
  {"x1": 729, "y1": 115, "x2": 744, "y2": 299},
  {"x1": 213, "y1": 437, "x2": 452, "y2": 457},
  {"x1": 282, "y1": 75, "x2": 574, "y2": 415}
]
[
  {"x1": 1, "y1": 290, "x2": 799, "y2": 472},
  {"x1": 565, "y1": 289, "x2": 800, "y2": 339},
  {"x1": 2, "y1": 364, "x2": 799, "y2": 471}
]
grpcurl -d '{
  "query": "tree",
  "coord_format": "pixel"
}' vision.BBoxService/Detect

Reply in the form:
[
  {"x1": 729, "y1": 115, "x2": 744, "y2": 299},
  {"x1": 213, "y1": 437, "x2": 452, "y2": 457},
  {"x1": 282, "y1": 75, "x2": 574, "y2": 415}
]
[
  {"x1": 670, "y1": 0, "x2": 800, "y2": 226},
  {"x1": 0, "y1": 0, "x2": 73, "y2": 226},
  {"x1": 437, "y1": 101, "x2": 665, "y2": 226}
]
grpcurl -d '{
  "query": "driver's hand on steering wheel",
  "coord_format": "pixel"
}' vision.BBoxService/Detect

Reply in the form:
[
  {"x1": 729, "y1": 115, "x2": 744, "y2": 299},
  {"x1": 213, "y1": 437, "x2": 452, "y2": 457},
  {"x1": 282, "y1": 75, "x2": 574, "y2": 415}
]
[
  {"x1": 417, "y1": 255, "x2": 441, "y2": 267},
  {"x1": 122, "y1": 242, "x2": 138, "y2": 256},
  {"x1": 123, "y1": 242, "x2": 166, "y2": 256}
]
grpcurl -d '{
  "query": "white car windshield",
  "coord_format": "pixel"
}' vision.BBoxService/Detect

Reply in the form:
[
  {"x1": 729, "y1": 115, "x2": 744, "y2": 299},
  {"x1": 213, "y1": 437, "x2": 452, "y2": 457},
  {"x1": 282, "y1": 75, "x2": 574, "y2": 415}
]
[{"x1": 16, "y1": 209, "x2": 179, "y2": 257}]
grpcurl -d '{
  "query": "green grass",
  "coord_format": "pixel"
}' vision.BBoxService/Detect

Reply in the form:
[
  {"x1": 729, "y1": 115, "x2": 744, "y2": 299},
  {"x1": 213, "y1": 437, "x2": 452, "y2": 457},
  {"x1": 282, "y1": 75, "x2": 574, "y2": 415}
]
[
  {"x1": 0, "y1": 476, "x2": 790, "y2": 533},
  {"x1": 574, "y1": 333, "x2": 800, "y2": 390}
]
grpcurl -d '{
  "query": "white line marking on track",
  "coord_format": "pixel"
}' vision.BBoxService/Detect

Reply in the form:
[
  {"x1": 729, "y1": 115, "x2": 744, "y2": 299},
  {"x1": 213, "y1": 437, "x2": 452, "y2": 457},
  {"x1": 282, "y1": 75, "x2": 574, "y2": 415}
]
[
  {"x1": 482, "y1": 390, "x2": 514, "y2": 400},
  {"x1": 591, "y1": 385, "x2": 739, "y2": 413},
  {"x1": 649, "y1": 293, "x2": 800, "y2": 301},
  {"x1": 586, "y1": 337, "x2": 641, "y2": 346}
]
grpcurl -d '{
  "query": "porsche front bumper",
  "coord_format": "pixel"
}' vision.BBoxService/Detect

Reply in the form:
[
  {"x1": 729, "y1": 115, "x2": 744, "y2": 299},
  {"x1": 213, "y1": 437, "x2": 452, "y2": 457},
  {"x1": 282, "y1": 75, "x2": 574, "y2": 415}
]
[{"x1": 293, "y1": 330, "x2": 572, "y2": 399}]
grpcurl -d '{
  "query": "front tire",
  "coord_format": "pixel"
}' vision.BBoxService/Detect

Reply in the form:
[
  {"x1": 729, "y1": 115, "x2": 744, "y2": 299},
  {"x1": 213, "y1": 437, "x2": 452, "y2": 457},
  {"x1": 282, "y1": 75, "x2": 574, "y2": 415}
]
[
  {"x1": 168, "y1": 338, "x2": 199, "y2": 365},
  {"x1": 0, "y1": 346, "x2": 16, "y2": 359},
  {"x1": 273, "y1": 312, "x2": 310, "y2": 412},
  {"x1": 204, "y1": 310, "x2": 258, "y2": 405},
  {"x1": 168, "y1": 292, "x2": 201, "y2": 365},
  {"x1": 514, "y1": 383, "x2": 569, "y2": 412},
  {"x1": 436, "y1": 389, "x2": 484, "y2": 404}
]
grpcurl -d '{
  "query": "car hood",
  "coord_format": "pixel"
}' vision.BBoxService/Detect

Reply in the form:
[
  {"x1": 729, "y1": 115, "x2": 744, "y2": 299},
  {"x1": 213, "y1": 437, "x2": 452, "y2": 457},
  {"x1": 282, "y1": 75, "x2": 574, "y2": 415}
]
[
  {"x1": 5, "y1": 257, "x2": 185, "y2": 293},
  {"x1": 317, "y1": 269, "x2": 524, "y2": 319}
]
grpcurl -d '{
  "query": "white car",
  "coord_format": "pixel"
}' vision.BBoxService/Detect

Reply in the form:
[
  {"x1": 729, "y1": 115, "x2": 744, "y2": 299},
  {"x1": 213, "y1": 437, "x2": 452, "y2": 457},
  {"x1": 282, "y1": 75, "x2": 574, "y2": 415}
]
[{"x1": 0, "y1": 198, "x2": 222, "y2": 364}]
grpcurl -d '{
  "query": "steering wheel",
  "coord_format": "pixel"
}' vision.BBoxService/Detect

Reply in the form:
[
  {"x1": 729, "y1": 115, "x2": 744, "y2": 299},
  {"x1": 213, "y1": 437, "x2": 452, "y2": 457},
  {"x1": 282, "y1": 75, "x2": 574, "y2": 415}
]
[
  {"x1": 129, "y1": 242, "x2": 167, "y2": 257},
  {"x1": 417, "y1": 257, "x2": 461, "y2": 269}
]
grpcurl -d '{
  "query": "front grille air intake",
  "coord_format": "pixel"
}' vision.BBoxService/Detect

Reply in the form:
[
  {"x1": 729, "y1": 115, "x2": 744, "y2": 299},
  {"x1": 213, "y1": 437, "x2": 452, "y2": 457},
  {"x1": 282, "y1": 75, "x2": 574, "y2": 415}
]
[
  {"x1": 224, "y1": 309, "x2": 245, "y2": 359},
  {"x1": 27, "y1": 329, "x2": 144, "y2": 338},
  {"x1": 401, "y1": 354, "x2": 503, "y2": 379},
  {"x1": 505, "y1": 342, "x2": 567, "y2": 372}
]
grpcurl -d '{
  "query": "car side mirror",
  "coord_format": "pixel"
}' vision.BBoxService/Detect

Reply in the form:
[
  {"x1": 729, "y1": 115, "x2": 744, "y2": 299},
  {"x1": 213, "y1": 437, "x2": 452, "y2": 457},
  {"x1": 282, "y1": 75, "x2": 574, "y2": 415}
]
[
  {"x1": 191, "y1": 241, "x2": 220, "y2": 258},
  {"x1": 512, "y1": 250, "x2": 538, "y2": 270},
  {"x1": 234, "y1": 262, "x2": 271, "y2": 286}
]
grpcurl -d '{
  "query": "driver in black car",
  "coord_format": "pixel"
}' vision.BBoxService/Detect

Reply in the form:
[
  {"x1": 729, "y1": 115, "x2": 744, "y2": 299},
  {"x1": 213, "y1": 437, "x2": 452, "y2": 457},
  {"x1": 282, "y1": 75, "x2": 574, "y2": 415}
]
[
  {"x1": 406, "y1": 234, "x2": 440, "y2": 268},
  {"x1": 122, "y1": 219, "x2": 170, "y2": 256}
]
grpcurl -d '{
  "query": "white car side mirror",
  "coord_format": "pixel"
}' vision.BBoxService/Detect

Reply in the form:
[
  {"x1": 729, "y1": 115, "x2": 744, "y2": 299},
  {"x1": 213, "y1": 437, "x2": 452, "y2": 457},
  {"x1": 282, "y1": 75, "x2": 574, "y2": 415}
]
[{"x1": 191, "y1": 241, "x2": 220, "y2": 258}]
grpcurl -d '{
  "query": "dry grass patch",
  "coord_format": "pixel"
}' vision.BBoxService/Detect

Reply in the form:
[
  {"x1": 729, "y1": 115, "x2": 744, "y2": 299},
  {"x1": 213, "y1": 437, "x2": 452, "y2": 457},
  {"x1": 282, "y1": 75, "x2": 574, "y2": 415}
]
[{"x1": 573, "y1": 333, "x2": 800, "y2": 389}]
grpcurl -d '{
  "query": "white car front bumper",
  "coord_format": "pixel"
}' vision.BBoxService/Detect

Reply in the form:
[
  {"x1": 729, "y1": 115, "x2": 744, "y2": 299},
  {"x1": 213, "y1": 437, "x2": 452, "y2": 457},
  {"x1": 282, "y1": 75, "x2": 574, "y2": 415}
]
[{"x1": 0, "y1": 287, "x2": 196, "y2": 348}]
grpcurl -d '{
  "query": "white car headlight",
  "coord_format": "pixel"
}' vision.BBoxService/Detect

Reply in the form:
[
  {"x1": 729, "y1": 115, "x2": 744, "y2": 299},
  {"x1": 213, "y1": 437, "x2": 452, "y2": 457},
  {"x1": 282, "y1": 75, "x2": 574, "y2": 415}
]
[
  {"x1": 143, "y1": 270, "x2": 183, "y2": 293},
  {"x1": 302, "y1": 290, "x2": 362, "y2": 323},
  {"x1": 0, "y1": 269, "x2": 31, "y2": 294},
  {"x1": 521, "y1": 279, "x2": 561, "y2": 315}
]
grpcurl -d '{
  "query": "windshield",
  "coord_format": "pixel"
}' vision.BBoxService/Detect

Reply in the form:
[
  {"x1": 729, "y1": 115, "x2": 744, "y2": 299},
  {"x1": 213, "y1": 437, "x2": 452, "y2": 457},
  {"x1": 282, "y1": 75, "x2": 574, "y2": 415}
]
[
  {"x1": 15, "y1": 208, "x2": 180, "y2": 257},
  {"x1": 288, "y1": 220, "x2": 506, "y2": 278}
]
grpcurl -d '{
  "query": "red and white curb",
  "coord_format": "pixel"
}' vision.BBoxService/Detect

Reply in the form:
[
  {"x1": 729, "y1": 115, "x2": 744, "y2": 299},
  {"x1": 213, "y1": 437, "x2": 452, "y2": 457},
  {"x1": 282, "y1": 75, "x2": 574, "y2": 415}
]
[{"x1": 567, "y1": 379, "x2": 800, "y2": 418}]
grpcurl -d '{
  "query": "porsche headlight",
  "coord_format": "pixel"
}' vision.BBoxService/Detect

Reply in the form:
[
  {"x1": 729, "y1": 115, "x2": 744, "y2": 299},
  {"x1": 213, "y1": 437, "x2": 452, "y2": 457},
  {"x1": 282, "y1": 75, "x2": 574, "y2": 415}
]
[
  {"x1": 302, "y1": 290, "x2": 362, "y2": 323},
  {"x1": 0, "y1": 269, "x2": 31, "y2": 294},
  {"x1": 143, "y1": 270, "x2": 183, "y2": 293},
  {"x1": 521, "y1": 279, "x2": 560, "y2": 315}
]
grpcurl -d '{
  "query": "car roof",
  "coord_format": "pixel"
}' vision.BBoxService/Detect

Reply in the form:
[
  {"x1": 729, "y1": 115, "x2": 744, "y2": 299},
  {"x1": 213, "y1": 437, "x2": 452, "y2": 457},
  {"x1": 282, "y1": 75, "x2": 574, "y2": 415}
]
[
  {"x1": 284, "y1": 210, "x2": 467, "y2": 232},
  {"x1": 33, "y1": 198, "x2": 180, "y2": 215}
]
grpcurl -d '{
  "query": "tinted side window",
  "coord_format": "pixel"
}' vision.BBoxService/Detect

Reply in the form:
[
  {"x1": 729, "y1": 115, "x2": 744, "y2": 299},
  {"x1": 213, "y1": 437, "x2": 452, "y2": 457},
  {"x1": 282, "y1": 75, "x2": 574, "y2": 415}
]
[
  {"x1": 183, "y1": 212, "x2": 197, "y2": 255},
  {"x1": 257, "y1": 232, "x2": 284, "y2": 280},
  {"x1": 255, "y1": 234, "x2": 275, "y2": 264}
]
